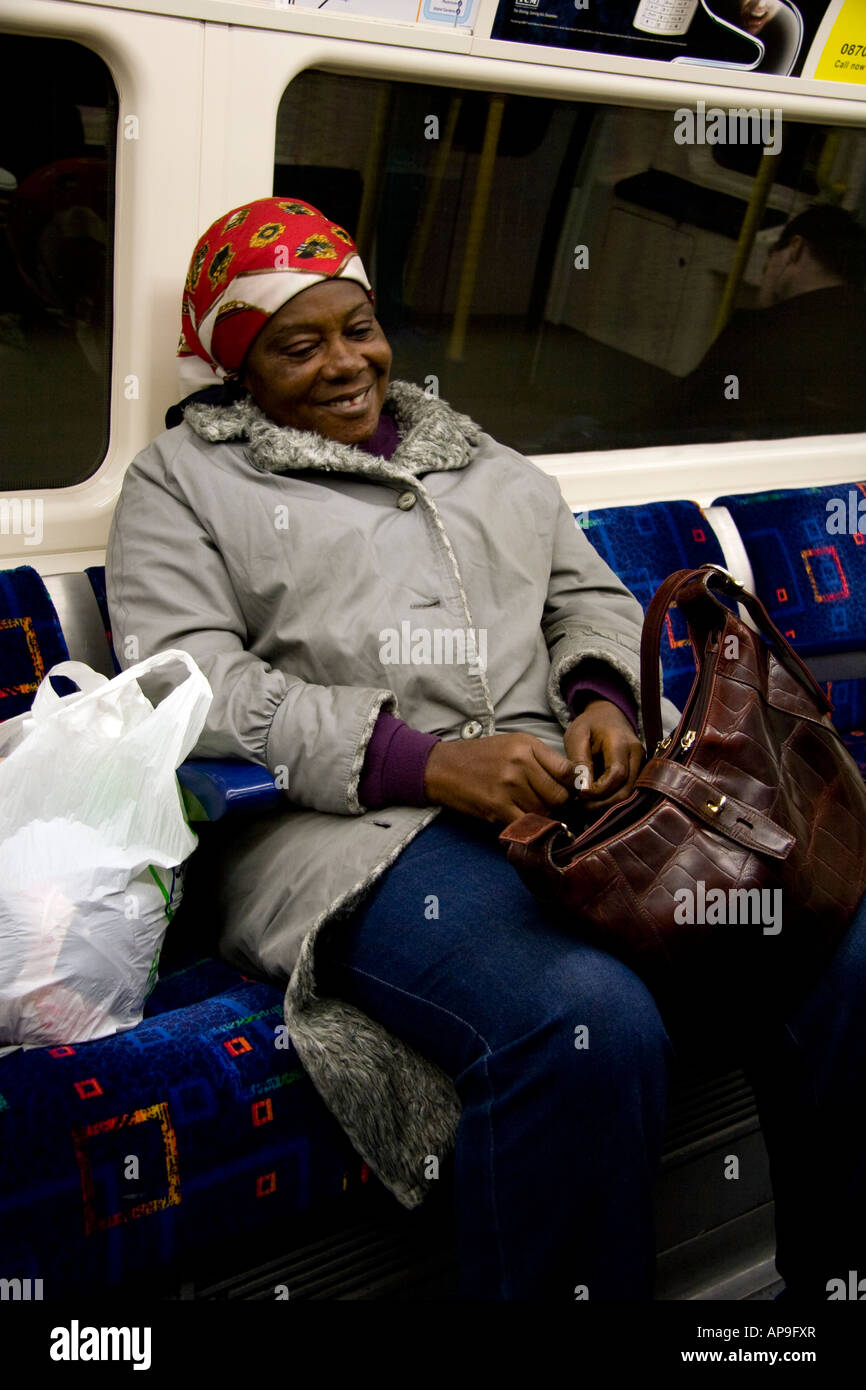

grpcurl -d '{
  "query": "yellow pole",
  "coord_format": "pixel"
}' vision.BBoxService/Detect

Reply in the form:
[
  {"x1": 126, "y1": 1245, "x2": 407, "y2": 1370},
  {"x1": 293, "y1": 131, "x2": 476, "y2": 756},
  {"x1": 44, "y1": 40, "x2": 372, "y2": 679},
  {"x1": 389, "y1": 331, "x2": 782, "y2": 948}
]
[
  {"x1": 355, "y1": 86, "x2": 393, "y2": 260},
  {"x1": 404, "y1": 97, "x2": 462, "y2": 306},
  {"x1": 816, "y1": 132, "x2": 847, "y2": 202},
  {"x1": 713, "y1": 147, "x2": 780, "y2": 338},
  {"x1": 448, "y1": 95, "x2": 506, "y2": 362}
]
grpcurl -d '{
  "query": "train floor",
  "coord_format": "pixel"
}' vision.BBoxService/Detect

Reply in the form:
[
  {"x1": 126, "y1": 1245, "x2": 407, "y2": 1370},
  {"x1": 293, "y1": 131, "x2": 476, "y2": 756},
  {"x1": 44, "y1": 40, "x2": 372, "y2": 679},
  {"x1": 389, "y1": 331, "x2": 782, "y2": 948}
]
[{"x1": 175, "y1": 1062, "x2": 782, "y2": 1303}]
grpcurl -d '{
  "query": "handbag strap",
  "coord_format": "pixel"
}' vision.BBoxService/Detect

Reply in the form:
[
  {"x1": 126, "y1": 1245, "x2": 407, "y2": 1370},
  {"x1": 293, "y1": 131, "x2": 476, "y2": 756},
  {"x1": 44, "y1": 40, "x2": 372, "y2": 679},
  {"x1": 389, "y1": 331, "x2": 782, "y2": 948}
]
[{"x1": 640, "y1": 565, "x2": 833, "y2": 752}]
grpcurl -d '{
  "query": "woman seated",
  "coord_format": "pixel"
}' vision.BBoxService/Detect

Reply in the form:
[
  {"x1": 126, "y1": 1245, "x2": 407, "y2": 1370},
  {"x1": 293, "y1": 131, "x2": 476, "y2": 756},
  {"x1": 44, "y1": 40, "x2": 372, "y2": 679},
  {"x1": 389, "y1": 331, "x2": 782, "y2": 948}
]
[{"x1": 107, "y1": 196, "x2": 866, "y2": 1301}]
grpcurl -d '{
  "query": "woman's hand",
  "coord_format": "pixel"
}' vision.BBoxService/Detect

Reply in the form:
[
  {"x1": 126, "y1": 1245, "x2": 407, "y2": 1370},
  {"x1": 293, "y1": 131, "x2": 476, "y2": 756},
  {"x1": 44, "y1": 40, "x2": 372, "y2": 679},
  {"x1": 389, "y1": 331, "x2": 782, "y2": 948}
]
[
  {"x1": 564, "y1": 698, "x2": 645, "y2": 813},
  {"x1": 423, "y1": 732, "x2": 575, "y2": 825}
]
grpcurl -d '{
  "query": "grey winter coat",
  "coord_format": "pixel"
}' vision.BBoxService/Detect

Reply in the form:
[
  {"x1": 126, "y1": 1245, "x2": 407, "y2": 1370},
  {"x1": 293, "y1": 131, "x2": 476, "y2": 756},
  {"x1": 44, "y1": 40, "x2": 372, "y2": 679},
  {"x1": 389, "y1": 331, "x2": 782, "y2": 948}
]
[{"x1": 106, "y1": 380, "x2": 677, "y2": 1209}]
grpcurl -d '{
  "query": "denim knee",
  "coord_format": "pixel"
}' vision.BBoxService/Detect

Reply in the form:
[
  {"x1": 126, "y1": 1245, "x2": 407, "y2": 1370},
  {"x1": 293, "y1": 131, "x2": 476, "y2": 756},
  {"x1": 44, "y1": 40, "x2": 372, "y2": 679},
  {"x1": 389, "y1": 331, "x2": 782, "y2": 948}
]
[{"x1": 481, "y1": 944, "x2": 674, "y2": 1104}]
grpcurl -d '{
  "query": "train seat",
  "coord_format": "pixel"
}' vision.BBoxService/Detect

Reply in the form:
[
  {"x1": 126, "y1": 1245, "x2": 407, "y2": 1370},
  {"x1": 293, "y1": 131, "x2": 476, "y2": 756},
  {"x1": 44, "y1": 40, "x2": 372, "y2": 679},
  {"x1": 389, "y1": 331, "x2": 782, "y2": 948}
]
[
  {"x1": 576, "y1": 499, "x2": 727, "y2": 714},
  {"x1": 712, "y1": 483, "x2": 866, "y2": 776},
  {"x1": 3, "y1": 481, "x2": 860, "y2": 1298},
  {"x1": 0, "y1": 954, "x2": 373, "y2": 1297},
  {"x1": 0, "y1": 564, "x2": 77, "y2": 722},
  {"x1": 0, "y1": 564, "x2": 370, "y2": 1296}
]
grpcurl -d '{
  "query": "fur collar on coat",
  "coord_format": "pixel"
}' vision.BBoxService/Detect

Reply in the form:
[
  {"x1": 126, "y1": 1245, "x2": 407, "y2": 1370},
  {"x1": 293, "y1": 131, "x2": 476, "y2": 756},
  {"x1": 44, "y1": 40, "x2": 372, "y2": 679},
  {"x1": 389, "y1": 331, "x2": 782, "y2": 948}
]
[{"x1": 183, "y1": 379, "x2": 483, "y2": 480}]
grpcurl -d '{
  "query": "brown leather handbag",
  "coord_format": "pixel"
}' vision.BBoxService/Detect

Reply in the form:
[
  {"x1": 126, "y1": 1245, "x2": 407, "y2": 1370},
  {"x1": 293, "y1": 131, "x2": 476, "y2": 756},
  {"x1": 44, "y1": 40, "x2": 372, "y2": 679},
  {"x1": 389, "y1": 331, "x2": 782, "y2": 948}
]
[{"x1": 500, "y1": 565, "x2": 866, "y2": 1030}]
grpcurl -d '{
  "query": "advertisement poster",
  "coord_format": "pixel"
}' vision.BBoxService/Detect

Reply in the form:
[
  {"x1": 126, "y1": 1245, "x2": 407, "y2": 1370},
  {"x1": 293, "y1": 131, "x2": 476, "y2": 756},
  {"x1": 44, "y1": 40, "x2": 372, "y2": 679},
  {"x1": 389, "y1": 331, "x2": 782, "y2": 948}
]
[
  {"x1": 289, "y1": 0, "x2": 478, "y2": 25},
  {"x1": 491, "y1": 0, "x2": 833, "y2": 78},
  {"x1": 810, "y1": 0, "x2": 866, "y2": 81}
]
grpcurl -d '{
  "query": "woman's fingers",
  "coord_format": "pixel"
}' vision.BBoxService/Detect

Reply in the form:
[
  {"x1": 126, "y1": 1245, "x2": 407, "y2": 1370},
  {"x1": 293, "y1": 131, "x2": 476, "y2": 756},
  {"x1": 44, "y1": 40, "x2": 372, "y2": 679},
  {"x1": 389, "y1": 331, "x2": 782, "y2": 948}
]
[
  {"x1": 565, "y1": 701, "x2": 645, "y2": 810},
  {"x1": 587, "y1": 741, "x2": 630, "y2": 796},
  {"x1": 423, "y1": 710, "x2": 648, "y2": 828},
  {"x1": 424, "y1": 733, "x2": 578, "y2": 824},
  {"x1": 582, "y1": 732, "x2": 646, "y2": 810},
  {"x1": 562, "y1": 722, "x2": 592, "y2": 791},
  {"x1": 528, "y1": 741, "x2": 579, "y2": 806}
]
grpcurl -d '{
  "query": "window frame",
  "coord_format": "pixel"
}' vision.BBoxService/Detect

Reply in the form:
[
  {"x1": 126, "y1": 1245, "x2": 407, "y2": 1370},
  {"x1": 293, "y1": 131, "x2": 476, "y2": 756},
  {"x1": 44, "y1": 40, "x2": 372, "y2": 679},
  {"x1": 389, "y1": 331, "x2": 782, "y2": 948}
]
[
  {"x1": 0, "y1": 0, "x2": 205, "y2": 569},
  {"x1": 223, "y1": 22, "x2": 866, "y2": 508}
]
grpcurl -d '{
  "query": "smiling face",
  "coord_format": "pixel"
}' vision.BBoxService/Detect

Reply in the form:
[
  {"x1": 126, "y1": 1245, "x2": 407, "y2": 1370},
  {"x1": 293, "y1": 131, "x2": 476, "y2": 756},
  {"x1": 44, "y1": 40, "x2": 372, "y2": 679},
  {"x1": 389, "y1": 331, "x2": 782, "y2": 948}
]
[
  {"x1": 240, "y1": 279, "x2": 392, "y2": 444},
  {"x1": 738, "y1": 0, "x2": 780, "y2": 34}
]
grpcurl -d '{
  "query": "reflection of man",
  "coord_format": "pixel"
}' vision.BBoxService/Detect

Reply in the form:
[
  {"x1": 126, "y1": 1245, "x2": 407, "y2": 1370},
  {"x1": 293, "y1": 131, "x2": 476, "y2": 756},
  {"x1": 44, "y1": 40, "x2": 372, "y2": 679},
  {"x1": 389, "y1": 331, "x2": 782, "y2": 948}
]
[{"x1": 671, "y1": 206, "x2": 866, "y2": 440}]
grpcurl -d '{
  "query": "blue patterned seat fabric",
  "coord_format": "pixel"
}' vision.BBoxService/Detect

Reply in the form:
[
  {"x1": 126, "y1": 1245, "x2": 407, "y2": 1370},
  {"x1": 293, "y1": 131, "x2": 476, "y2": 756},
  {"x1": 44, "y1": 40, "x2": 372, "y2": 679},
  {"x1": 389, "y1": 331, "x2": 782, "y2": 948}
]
[
  {"x1": 0, "y1": 952, "x2": 371, "y2": 1294},
  {"x1": 714, "y1": 484, "x2": 866, "y2": 654},
  {"x1": 714, "y1": 485, "x2": 866, "y2": 738},
  {"x1": 576, "y1": 500, "x2": 726, "y2": 715},
  {"x1": 0, "y1": 566, "x2": 72, "y2": 722},
  {"x1": 85, "y1": 565, "x2": 122, "y2": 675}
]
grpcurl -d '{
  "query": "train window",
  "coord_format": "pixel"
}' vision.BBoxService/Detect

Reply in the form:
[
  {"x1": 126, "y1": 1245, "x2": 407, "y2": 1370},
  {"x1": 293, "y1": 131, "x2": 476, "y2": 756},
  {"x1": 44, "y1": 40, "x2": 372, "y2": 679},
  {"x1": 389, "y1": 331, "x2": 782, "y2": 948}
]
[
  {"x1": 0, "y1": 35, "x2": 116, "y2": 490},
  {"x1": 275, "y1": 71, "x2": 866, "y2": 454}
]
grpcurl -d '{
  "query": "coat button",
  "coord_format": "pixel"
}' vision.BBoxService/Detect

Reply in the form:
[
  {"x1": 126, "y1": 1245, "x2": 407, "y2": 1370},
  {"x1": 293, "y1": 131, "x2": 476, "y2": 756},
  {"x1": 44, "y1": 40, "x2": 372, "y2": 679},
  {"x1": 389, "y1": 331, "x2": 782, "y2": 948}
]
[
  {"x1": 460, "y1": 720, "x2": 483, "y2": 739},
  {"x1": 396, "y1": 490, "x2": 417, "y2": 510}
]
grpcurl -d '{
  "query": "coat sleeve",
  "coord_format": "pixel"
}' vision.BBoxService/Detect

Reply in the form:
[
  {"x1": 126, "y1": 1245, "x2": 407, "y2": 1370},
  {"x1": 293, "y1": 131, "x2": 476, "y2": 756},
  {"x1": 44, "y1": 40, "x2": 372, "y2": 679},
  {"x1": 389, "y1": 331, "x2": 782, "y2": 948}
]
[
  {"x1": 541, "y1": 495, "x2": 681, "y2": 742},
  {"x1": 106, "y1": 447, "x2": 398, "y2": 816}
]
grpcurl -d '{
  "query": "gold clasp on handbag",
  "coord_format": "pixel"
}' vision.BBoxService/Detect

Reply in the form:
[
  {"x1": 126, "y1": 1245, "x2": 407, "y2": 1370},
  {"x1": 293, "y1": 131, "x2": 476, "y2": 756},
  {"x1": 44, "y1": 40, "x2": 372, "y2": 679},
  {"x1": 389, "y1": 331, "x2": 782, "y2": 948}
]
[
  {"x1": 680, "y1": 730, "x2": 696, "y2": 751},
  {"x1": 654, "y1": 735, "x2": 672, "y2": 756},
  {"x1": 706, "y1": 794, "x2": 727, "y2": 814}
]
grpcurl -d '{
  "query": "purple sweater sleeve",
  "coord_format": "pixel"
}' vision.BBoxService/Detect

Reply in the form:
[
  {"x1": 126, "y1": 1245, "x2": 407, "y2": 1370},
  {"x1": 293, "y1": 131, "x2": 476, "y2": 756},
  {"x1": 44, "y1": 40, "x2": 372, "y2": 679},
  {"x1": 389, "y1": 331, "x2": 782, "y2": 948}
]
[
  {"x1": 358, "y1": 659, "x2": 639, "y2": 810},
  {"x1": 358, "y1": 713, "x2": 441, "y2": 810},
  {"x1": 562, "y1": 659, "x2": 639, "y2": 733}
]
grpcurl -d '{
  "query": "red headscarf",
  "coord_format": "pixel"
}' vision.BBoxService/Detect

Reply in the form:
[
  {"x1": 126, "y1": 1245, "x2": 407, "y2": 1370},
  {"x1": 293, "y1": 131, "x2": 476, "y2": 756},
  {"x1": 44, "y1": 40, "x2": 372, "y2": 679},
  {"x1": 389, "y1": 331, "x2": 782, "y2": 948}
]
[{"x1": 177, "y1": 197, "x2": 372, "y2": 394}]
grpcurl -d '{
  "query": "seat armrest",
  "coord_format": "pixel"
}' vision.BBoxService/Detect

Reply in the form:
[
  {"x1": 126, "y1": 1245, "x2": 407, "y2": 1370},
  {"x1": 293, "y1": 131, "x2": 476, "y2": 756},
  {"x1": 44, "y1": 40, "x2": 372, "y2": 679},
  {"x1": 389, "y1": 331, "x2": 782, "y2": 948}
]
[{"x1": 177, "y1": 759, "x2": 283, "y2": 822}]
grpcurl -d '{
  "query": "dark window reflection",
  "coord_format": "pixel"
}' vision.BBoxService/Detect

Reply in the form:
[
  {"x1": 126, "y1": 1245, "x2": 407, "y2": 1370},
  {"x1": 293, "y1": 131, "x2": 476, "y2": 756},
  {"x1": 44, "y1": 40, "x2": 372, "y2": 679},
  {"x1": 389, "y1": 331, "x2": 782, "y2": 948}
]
[
  {"x1": 0, "y1": 35, "x2": 116, "y2": 490},
  {"x1": 275, "y1": 72, "x2": 866, "y2": 453}
]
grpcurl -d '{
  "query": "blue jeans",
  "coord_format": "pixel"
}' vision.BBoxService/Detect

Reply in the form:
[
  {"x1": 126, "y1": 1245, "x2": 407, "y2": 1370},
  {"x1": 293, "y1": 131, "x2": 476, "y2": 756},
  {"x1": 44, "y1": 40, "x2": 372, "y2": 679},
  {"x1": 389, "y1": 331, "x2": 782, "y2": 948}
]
[{"x1": 316, "y1": 810, "x2": 866, "y2": 1301}]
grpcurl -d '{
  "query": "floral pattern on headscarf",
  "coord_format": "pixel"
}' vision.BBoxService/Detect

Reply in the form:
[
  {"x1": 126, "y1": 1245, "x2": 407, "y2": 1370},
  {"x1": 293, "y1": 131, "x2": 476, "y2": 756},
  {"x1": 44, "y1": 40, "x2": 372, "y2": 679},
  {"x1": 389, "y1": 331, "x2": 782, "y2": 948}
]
[{"x1": 177, "y1": 197, "x2": 372, "y2": 394}]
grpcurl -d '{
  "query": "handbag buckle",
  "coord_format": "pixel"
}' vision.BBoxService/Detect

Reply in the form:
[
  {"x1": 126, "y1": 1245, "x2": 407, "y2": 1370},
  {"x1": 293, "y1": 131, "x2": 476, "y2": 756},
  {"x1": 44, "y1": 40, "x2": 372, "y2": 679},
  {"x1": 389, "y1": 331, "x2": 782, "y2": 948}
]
[
  {"x1": 706, "y1": 794, "x2": 727, "y2": 814},
  {"x1": 704, "y1": 564, "x2": 744, "y2": 590}
]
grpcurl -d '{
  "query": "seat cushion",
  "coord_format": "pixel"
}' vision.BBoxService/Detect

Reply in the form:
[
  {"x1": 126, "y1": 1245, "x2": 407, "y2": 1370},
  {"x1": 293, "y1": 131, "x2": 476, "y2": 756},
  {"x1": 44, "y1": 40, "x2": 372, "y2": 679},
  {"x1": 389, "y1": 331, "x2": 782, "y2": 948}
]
[
  {"x1": 714, "y1": 484, "x2": 866, "y2": 655},
  {"x1": 578, "y1": 500, "x2": 726, "y2": 713},
  {"x1": 816, "y1": 674, "x2": 866, "y2": 738},
  {"x1": 0, "y1": 566, "x2": 70, "y2": 722},
  {"x1": 842, "y1": 728, "x2": 866, "y2": 777},
  {"x1": 0, "y1": 955, "x2": 371, "y2": 1294},
  {"x1": 84, "y1": 565, "x2": 121, "y2": 674}
]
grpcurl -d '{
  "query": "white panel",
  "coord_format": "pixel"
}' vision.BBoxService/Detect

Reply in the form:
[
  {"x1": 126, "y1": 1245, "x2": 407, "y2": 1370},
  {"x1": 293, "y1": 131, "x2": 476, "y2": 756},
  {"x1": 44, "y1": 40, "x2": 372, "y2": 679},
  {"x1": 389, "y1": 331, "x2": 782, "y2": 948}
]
[
  {"x1": 533, "y1": 432, "x2": 866, "y2": 510},
  {"x1": 58, "y1": 0, "x2": 476, "y2": 53}
]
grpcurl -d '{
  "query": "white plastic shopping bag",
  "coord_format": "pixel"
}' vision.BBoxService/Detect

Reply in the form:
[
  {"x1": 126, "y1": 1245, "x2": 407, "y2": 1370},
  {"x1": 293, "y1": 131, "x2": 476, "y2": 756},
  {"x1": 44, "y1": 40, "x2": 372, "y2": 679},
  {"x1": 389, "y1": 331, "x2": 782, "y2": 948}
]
[{"x1": 0, "y1": 650, "x2": 212, "y2": 1049}]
